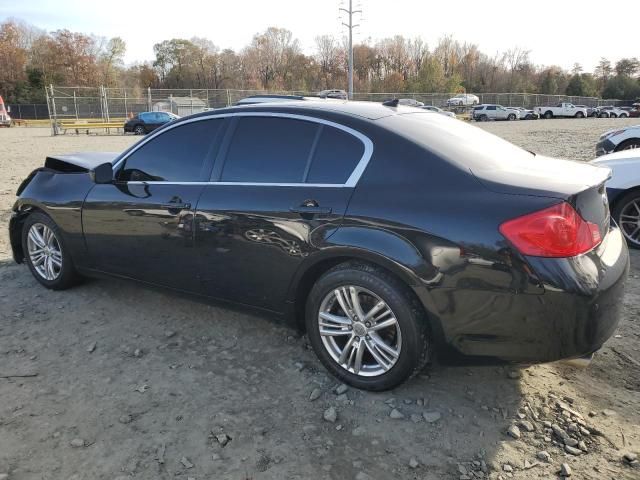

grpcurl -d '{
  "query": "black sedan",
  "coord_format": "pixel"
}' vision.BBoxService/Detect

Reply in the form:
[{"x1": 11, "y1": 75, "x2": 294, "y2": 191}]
[
  {"x1": 9, "y1": 101, "x2": 629, "y2": 390},
  {"x1": 124, "y1": 111, "x2": 179, "y2": 135}
]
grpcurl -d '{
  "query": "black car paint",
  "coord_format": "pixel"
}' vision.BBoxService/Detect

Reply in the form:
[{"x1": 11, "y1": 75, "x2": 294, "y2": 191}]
[{"x1": 10, "y1": 102, "x2": 629, "y2": 365}]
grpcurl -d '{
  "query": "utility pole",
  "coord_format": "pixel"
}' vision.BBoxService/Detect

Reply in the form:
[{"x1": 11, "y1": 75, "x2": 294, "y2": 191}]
[{"x1": 340, "y1": 0, "x2": 361, "y2": 100}]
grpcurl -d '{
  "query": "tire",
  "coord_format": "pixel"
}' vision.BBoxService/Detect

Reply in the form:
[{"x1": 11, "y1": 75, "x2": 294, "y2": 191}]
[
  {"x1": 575, "y1": 111, "x2": 585, "y2": 118},
  {"x1": 620, "y1": 113, "x2": 628, "y2": 118},
  {"x1": 544, "y1": 111, "x2": 553, "y2": 119},
  {"x1": 305, "y1": 262, "x2": 430, "y2": 391},
  {"x1": 600, "y1": 113, "x2": 608, "y2": 118},
  {"x1": 611, "y1": 113, "x2": 618, "y2": 118},
  {"x1": 612, "y1": 190, "x2": 640, "y2": 249},
  {"x1": 479, "y1": 114, "x2": 489, "y2": 122},
  {"x1": 133, "y1": 125, "x2": 146, "y2": 135},
  {"x1": 21, "y1": 212, "x2": 80, "y2": 290},
  {"x1": 507, "y1": 113, "x2": 516, "y2": 121},
  {"x1": 615, "y1": 139, "x2": 640, "y2": 152}
]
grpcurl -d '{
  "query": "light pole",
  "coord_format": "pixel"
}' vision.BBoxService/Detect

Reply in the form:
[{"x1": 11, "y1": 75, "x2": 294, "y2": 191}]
[{"x1": 340, "y1": 0, "x2": 361, "y2": 100}]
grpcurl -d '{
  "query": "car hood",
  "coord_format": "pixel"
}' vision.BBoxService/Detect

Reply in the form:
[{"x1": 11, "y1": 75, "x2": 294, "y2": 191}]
[
  {"x1": 601, "y1": 124, "x2": 640, "y2": 138},
  {"x1": 44, "y1": 152, "x2": 121, "y2": 172}
]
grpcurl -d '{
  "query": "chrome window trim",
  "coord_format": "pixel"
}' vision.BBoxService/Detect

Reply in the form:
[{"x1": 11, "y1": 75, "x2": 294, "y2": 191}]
[
  {"x1": 112, "y1": 111, "x2": 374, "y2": 188},
  {"x1": 125, "y1": 181, "x2": 351, "y2": 188}
]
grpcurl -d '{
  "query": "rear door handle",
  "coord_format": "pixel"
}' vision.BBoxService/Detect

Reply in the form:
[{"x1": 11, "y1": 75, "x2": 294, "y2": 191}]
[
  {"x1": 290, "y1": 205, "x2": 332, "y2": 215},
  {"x1": 161, "y1": 202, "x2": 191, "y2": 211}
]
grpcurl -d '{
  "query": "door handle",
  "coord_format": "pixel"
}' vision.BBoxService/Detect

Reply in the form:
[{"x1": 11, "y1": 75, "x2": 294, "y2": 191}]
[
  {"x1": 290, "y1": 205, "x2": 332, "y2": 215},
  {"x1": 161, "y1": 202, "x2": 191, "y2": 211}
]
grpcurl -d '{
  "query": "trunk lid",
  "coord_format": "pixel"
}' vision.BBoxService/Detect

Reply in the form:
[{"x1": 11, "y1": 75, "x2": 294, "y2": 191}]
[{"x1": 471, "y1": 155, "x2": 612, "y2": 241}]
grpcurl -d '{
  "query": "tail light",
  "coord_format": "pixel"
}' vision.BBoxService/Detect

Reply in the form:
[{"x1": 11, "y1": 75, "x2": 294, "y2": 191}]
[{"x1": 499, "y1": 202, "x2": 601, "y2": 258}]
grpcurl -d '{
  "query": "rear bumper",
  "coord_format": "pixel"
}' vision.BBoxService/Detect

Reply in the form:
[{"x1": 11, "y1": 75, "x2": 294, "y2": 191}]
[{"x1": 431, "y1": 226, "x2": 629, "y2": 364}]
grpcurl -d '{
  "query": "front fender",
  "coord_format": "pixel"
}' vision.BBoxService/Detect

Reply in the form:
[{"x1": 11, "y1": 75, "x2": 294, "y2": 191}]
[{"x1": 11, "y1": 169, "x2": 95, "y2": 267}]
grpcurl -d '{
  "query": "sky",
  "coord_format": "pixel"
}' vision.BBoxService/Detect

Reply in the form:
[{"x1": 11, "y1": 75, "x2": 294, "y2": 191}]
[{"x1": 1, "y1": 0, "x2": 639, "y2": 72}]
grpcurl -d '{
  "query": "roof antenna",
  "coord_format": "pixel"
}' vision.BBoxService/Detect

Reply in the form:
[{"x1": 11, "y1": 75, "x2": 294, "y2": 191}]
[{"x1": 382, "y1": 98, "x2": 399, "y2": 107}]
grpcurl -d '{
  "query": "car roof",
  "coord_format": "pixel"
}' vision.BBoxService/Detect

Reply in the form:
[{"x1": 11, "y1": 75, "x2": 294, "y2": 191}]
[{"x1": 178, "y1": 100, "x2": 424, "y2": 121}]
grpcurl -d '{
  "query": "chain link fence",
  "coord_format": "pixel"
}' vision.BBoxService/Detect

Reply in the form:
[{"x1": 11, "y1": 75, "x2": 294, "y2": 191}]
[{"x1": 40, "y1": 85, "x2": 628, "y2": 129}]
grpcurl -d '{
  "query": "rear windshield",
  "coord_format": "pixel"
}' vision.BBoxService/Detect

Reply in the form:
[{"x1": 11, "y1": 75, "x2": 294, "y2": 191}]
[{"x1": 379, "y1": 112, "x2": 533, "y2": 171}]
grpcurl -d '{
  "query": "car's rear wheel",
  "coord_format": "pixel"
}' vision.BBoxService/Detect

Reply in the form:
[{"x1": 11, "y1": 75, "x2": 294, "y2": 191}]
[
  {"x1": 611, "y1": 113, "x2": 618, "y2": 118},
  {"x1": 612, "y1": 190, "x2": 640, "y2": 249},
  {"x1": 305, "y1": 262, "x2": 430, "y2": 391},
  {"x1": 544, "y1": 111, "x2": 553, "y2": 119},
  {"x1": 600, "y1": 112, "x2": 608, "y2": 118},
  {"x1": 22, "y1": 212, "x2": 79, "y2": 289},
  {"x1": 620, "y1": 113, "x2": 628, "y2": 118},
  {"x1": 133, "y1": 125, "x2": 145, "y2": 135}
]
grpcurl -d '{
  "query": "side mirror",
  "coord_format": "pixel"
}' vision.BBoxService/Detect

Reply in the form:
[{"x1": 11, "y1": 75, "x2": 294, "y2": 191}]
[{"x1": 91, "y1": 162, "x2": 114, "y2": 184}]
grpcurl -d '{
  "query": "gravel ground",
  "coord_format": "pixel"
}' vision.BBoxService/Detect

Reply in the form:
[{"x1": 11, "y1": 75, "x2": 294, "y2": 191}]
[{"x1": 0, "y1": 120, "x2": 639, "y2": 480}]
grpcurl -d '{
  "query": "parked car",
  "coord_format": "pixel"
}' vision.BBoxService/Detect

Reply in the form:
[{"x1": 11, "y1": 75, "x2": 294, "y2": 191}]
[
  {"x1": 630, "y1": 104, "x2": 640, "y2": 118},
  {"x1": 419, "y1": 105, "x2": 456, "y2": 118},
  {"x1": 124, "y1": 111, "x2": 179, "y2": 135},
  {"x1": 472, "y1": 104, "x2": 519, "y2": 121},
  {"x1": 510, "y1": 107, "x2": 538, "y2": 120},
  {"x1": 317, "y1": 89, "x2": 348, "y2": 100},
  {"x1": 534, "y1": 103, "x2": 587, "y2": 119},
  {"x1": 599, "y1": 106, "x2": 629, "y2": 118},
  {"x1": 595, "y1": 124, "x2": 640, "y2": 156},
  {"x1": 446, "y1": 93, "x2": 480, "y2": 106},
  {"x1": 575, "y1": 105, "x2": 600, "y2": 118},
  {"x1": 591, "y1": 149, "x2": 640, "y2": 249},
  {"x1": 397, "y1": 98, "x2": 425, "y2": 107},
  {"x1": 10, "y1": 102, "x2": 628, "y2": 390}
]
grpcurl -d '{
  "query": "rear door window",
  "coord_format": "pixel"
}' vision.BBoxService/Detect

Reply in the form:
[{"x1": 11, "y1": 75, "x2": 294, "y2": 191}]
[{"x1": 220, "y1": 117, "x2": 318, "y2": 183}]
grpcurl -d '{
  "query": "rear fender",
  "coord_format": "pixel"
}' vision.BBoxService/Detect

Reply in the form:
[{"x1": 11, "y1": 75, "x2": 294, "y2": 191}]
[{"x1": 286, "y1": 225, "x2": 449, "y2": 344}]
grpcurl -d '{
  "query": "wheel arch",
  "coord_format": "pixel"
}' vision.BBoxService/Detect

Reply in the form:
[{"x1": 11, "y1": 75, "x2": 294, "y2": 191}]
[
  {"x1": 614, "y1": 138, "x2": 640, "y2": 152},
  {"x1": 610, "y1": 185, "x2": 640, "y2": 212},
  {"x1": 9, "y1": 203, "x2": 49, "y2": 263},
  {"x1": 287, "y1": 226, "x2": 444, "y2": 340}
]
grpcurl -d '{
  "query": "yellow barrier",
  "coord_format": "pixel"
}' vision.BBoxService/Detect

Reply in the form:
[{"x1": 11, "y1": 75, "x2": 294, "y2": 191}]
[{"x1": 57, "y1": 121, "x2": 124, "y2": 134}]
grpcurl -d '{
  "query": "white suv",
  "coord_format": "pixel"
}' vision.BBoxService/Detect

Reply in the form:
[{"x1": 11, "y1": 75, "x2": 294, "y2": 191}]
[
  {"x1": 472, "y1": 104, "x2": 519, "y2": 121},
  {"x1": 446, "y1": 94, "x2": 480, "y2": 106}
]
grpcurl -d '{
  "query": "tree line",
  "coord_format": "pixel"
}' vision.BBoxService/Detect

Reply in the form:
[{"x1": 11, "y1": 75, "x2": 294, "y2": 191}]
[{"x1": 1, "y1": 18, "x2": 639, "y2": 104}]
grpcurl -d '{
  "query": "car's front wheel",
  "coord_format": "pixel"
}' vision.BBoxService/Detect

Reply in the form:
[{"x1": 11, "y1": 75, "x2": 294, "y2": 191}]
[
  {"x1": 305, "y1": 262, "x2": 430, "y2": 391},
  {"x1": 22, "y1": 212, "x2": 79, "y2": 289},
  {"x1": 613, "y1": 190, "x2": 640, "y2": 249}
]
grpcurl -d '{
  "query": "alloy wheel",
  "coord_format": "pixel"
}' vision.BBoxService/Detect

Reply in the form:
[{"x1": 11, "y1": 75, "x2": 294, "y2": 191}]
[
  {"x1": 27, "y1": 223, "x2": 63, "y2": 281},
  {"x1": 318, "y1": 285, "x2": 402, "y2": 377},
  {"x1": 619, "y1": 199, "x2": 640, "y2": 247}
]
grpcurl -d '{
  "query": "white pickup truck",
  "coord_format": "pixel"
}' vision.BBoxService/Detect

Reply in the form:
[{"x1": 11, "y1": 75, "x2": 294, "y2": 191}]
[{"x1": 534, "y1": 103, "x2": 587, "y2": 119}]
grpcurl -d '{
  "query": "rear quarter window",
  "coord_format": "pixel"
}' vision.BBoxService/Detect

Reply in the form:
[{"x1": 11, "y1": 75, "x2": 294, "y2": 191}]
[{"x1": 306, "y1": 126, "x2": 364, "y2": 184}]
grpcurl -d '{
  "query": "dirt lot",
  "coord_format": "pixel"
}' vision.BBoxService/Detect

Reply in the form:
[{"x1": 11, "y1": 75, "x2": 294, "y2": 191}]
[{"x1": 0, "y1": 119, "x2": 639, "y2": 480}]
